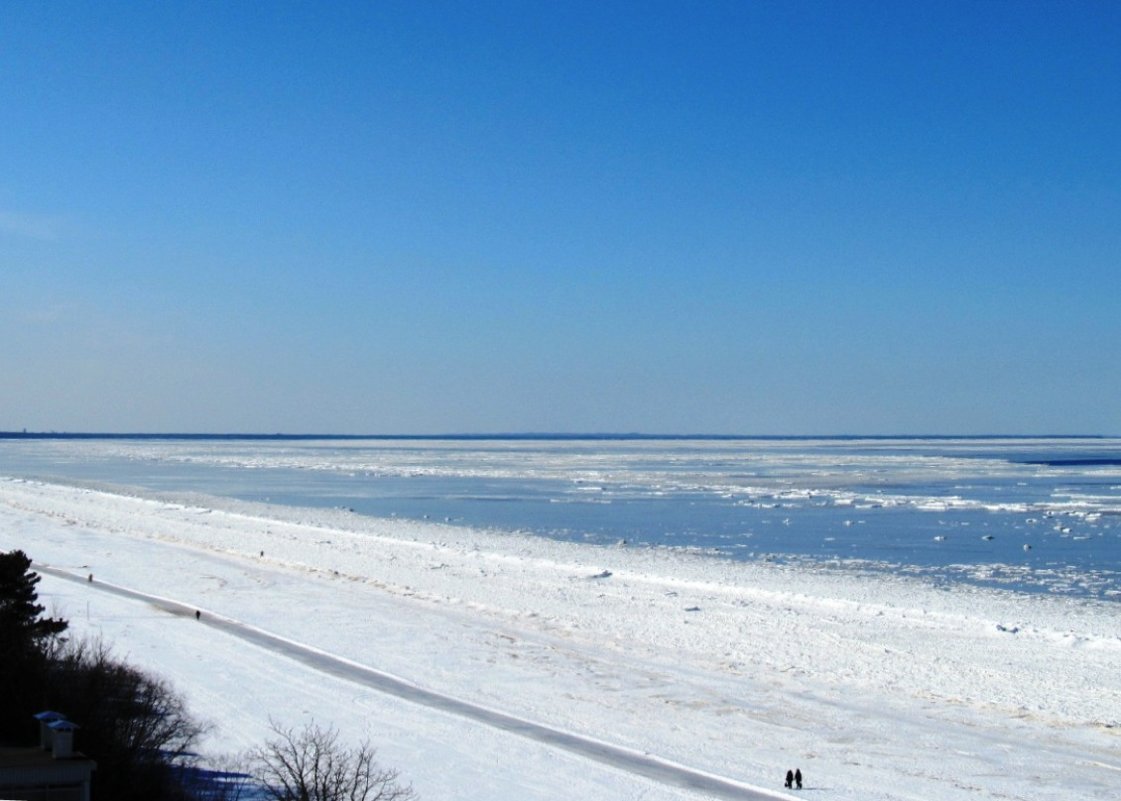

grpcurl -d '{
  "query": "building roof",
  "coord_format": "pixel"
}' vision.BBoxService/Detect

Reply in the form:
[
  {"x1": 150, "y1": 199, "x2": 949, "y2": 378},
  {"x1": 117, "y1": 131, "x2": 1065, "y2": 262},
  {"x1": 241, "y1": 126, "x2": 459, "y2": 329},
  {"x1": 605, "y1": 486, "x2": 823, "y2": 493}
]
[{"x1": 0, "y1": 746, "x2": 95, "y2": 771}]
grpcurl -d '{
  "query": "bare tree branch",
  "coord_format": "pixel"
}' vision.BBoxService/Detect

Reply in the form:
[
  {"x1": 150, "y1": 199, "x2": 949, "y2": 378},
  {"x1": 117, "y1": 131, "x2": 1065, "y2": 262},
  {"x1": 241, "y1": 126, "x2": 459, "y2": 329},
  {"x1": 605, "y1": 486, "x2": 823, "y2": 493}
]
[{"x1": 247, "y1": 720, "x2": 416, "y2": 801}]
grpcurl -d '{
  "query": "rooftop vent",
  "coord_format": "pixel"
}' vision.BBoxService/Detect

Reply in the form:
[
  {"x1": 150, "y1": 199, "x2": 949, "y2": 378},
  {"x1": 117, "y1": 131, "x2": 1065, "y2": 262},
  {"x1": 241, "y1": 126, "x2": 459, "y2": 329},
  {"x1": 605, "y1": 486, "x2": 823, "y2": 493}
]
[
  {"x1": 33, "y1": 710, "x2": 67, "y2": 750},
  {"x1": 47, "y1": 719, "x2": 80, "y2": 759}
]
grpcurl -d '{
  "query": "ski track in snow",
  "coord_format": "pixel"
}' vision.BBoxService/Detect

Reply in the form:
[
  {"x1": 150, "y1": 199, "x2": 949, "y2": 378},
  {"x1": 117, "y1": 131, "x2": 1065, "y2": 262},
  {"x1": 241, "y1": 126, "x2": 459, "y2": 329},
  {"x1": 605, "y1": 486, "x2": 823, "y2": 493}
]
[{"x1": 38, "y1": 566, "x2": 783, "y2": 800}]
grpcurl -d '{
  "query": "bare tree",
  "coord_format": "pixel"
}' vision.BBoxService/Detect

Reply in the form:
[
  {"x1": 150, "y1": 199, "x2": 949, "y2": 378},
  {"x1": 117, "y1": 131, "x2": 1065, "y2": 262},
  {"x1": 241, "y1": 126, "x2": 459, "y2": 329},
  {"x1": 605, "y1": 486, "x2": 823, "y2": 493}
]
[
  {"x1": 46, "y1": 636, "x2": 207, "y2": 800},
  {"x1": 247, "y1": 720, "x2": 416, "y2": 801}
]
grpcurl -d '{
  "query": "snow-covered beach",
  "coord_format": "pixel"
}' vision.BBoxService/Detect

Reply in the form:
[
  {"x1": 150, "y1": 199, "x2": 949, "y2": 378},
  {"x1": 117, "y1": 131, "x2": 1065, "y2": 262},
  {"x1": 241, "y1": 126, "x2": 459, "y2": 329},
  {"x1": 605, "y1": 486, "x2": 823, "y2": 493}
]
[{"x1": 2, "y1": 475, "x2": 1118, "y2": 801}]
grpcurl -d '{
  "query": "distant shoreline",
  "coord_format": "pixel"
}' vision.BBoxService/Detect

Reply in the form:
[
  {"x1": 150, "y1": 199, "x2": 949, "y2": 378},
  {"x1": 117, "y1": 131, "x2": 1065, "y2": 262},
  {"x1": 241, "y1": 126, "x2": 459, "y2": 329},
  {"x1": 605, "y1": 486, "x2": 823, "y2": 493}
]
[{"x1": 0, "y1": 431, "x2": 1108, "y2": 442}]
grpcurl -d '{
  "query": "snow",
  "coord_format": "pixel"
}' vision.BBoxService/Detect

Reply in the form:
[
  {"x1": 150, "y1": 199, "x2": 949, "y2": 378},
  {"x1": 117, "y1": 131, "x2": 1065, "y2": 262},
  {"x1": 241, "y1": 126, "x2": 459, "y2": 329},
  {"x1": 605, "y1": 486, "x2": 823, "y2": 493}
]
[{"x1": 2, "y1": 476, "x2": 1119, "y2": 800}]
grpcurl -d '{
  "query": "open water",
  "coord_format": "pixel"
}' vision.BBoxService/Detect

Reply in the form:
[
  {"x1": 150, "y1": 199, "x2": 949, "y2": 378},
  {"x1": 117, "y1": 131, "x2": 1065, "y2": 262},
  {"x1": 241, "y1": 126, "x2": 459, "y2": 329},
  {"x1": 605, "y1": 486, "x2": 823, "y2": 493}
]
[{"x1": 2, "y1": 436, "x2": 1120, "y2": 600}]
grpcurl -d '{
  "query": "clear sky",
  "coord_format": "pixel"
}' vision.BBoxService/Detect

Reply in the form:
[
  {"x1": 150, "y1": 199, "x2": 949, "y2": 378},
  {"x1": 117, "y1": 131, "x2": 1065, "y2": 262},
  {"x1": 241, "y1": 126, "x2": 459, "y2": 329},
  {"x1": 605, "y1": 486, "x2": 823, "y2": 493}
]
[{"x1": 2, "y1": 1, "x2": 1118, "y2": 435}]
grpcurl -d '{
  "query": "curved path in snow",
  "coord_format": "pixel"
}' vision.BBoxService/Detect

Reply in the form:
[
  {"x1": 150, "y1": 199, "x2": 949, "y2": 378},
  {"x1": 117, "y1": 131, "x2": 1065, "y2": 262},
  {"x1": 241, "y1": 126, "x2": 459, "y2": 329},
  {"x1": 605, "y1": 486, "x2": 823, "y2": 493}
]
[{"x1": 38, "y1": 565, "x2": 785, "y2": 801}]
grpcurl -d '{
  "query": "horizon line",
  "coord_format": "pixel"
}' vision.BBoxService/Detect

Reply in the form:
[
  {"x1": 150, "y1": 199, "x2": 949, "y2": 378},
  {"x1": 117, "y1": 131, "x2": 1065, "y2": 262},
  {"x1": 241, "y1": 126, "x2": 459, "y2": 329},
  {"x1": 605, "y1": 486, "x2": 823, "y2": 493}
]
[{"x1": 0, "y1": 431, "x2": 1112, "y2": 442}]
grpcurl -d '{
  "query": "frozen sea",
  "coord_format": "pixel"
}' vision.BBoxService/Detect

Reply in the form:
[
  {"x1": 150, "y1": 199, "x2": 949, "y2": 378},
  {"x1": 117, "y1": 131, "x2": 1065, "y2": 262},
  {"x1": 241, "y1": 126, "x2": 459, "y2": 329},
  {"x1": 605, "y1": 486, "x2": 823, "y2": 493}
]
[
  {"x1": 2, "y1": 435, "x2": 1120, "y2": 601},
  {"x1": 4, "y1": 435, "x2": 1121, "y2": 801}
]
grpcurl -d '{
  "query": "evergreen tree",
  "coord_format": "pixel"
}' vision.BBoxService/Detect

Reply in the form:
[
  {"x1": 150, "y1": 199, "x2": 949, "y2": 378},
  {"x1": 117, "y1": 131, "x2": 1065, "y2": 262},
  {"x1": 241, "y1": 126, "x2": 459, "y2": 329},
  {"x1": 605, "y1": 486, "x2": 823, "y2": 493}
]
[
  {"x1": 0, "y1": 549, "x2": 68, "y2": 649},
  {"x1": 0, "y1": 549, "x2": 68, "y2": 741}
]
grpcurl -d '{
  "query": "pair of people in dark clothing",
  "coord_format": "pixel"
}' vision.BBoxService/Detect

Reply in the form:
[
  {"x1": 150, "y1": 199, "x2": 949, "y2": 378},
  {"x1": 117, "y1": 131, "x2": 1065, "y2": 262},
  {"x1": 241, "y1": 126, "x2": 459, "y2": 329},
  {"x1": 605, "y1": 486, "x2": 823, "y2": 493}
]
[{"x1": 784, "y1": 768, "x2": 802, "y2": 789}]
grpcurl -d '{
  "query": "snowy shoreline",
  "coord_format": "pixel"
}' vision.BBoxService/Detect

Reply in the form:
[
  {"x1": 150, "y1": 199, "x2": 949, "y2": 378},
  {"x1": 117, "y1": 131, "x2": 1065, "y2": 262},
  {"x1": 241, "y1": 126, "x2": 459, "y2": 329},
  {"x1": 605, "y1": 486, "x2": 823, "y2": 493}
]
[{"x1": 2, "y1": 476, "x2": 1119, "y2": 800}]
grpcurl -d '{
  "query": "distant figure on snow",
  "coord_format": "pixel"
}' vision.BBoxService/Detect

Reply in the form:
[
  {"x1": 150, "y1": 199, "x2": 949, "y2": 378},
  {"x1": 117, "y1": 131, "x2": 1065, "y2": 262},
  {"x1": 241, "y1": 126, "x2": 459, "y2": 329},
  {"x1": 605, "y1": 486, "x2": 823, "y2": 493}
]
[
  {"x1": 795, "y1": 768, "x2": 802, "y2": 789},
  {"x1": 195, "y1": 610, "x2": 201, "y2": 620},
  {"x1": 87, "y1": 573, "x2": 93, "y2": 582},
  {"x1": 785, "y1": 769, "x2": 794, "y2": 788}
]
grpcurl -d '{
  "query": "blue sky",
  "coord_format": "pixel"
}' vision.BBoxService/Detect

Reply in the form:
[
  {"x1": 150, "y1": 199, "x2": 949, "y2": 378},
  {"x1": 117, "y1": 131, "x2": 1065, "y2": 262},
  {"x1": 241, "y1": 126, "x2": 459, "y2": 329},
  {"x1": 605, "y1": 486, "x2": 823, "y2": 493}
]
[{"x1": 2, "y1": 1, "x2": 1118, "y2": 434}]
